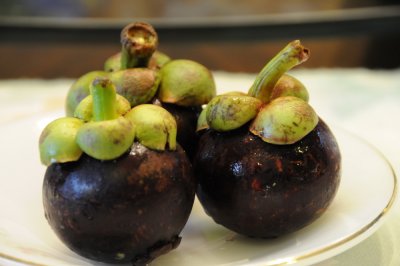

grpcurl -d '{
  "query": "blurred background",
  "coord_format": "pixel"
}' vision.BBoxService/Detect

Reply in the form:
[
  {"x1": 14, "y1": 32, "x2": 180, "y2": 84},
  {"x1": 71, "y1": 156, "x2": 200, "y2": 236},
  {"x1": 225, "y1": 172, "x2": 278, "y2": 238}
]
[{"x1": 0, "y1": 0, "x2": 399, "y2": 78}]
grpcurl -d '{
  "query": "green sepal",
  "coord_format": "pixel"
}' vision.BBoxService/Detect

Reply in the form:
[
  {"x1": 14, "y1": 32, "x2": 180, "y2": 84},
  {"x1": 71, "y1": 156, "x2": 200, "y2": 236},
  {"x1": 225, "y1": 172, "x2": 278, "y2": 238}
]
[
  {"x1": 249, "y1": 96, "x2": 318, "y2": 144},
  {"x1": 65, "y1": 71, "x2": 108, "y2": 116},
  {"x1": 270, "y1": 74, "x2": 309, "y2": 102},
  {"x1": 196, "y1": 107, "x2": 209, "y2": 132},
  {"x1": 110, "y1": 68, "x2": 160, "y2": 107},
  {"x1": 125, "y1": 104, "x2": 177, "y2": 151},
  {"x1": 39, "y1": 117, "x2": 84, "y2": 166},
  {"x1": 158, "y1": 59, "x2": 216, "y2": 106},
  {"x1": 104, "y1": 53, "x2": 121, "y2": 72},
  {"x1": 206, "y1": 95, "x2": 263, "y2": 132},
  {"x1": 76, "y1": 117, "x2": 135, "y2": 160}
]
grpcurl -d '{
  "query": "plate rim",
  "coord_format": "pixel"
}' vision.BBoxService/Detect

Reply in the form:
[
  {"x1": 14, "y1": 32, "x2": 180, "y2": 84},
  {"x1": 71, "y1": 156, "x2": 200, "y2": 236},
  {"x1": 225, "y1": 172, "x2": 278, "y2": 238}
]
[{"x1": 258, "y1": 127, "x2": 398, "y2": 266}]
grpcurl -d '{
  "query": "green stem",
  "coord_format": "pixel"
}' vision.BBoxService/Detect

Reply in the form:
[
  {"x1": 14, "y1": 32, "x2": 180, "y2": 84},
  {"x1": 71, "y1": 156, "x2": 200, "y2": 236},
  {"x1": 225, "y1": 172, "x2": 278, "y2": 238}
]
[
  {"x1": 248, "y1": 40, "x2": 309, "y2": 103},
  {"x1": 120, "y1": 22, "x2": 158, "y2": 69},
  {"x1": 91, "y1": 77, "x2": 118, "y2": 121}
]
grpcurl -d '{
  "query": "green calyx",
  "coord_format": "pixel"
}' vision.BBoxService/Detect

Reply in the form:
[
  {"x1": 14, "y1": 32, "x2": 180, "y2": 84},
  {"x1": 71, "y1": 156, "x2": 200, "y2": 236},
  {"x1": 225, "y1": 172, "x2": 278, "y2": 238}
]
[
  {"x1": 125, "y1": 104, "x2": 177, "y2": 151},
  {"x1": 205, "y1": 95, "x2": 262, "y2": 132},
  {"x1": 74, "y1": 94, "x2": 131, "y2": 122},
  {"x1": 201, "y1": 40, "x2": 318, "y2": 144},
  {"x1": 76, "y1": 77, "x2": 135, "y2": 160},
  {"x1": 104, "y1": 53, "x2": 122, "y2": 72},
  {"x1": 250, "y1": 96, "x2": 318, "y2": 144},
  {"x1": 270, "y1": 74, "x2": 309, "y2": 102},
  {"x1": 148, "y1": 50, "x2": 172, "y2": 69},
  {"x1": 158, "y1": 59, "x2": 217, "y2": 107},
  {"x1": 40, "y1": 77, "x2": 136, "y2": 165},
  {"x1": 76, "y1": 117, "x2": 135, "y2": 160},
  {"x1": 196, "y1": 107, "x2": 209, "y2": 132},
  {"x1": 109, "y1": 68, "x2": 160, "y2": 108},
  {"x1": 67, "y1": 22, "x2": 163, "y2": 117},
  {"x1": 65, "y1": 71, "x2": 109, "y2": 116},
  {"x1": 197, "y1": 91, "x2": 250, "y2": 132},
  {"x1": 39, "y1": 117, "x2": 84, "y2": 166},
  {"x1": 65, "y1": 67, "x2": 160, "y2": 117}
]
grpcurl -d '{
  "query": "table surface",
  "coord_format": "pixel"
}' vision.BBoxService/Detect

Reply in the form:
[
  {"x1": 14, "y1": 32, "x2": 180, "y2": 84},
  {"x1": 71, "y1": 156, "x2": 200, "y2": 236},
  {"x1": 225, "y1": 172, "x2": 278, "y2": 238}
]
[{"x1": 0, "y1": 68, "x2": 399, "y2": 265}]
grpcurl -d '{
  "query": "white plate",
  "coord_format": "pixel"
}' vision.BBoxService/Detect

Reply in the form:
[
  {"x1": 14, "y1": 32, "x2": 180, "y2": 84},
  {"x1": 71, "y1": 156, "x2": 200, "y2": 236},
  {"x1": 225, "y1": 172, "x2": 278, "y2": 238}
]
[{"x1": 0, "y1": 110, "x2": 397, "y2": 266}]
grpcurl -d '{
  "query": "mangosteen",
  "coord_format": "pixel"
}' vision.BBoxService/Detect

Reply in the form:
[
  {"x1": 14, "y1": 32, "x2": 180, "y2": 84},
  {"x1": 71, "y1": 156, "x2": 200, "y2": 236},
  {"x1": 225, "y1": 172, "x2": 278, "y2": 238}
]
[
  {"x1": 39, "y1": 78, "x2": 195, "y2": 264},
  {"x1": 193, "y1": 41, "x2": 341, "y2": 238}
]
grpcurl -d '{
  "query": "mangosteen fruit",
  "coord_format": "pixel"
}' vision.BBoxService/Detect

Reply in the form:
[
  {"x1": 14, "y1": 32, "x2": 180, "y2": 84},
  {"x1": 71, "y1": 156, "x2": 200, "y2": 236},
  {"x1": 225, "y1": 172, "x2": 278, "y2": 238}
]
[
  {"x1": 39, "y1": 78, "x2": 195, "y2": 264},
  {"x1": 194, "y1": 41, "x2": 341, "y2": 238}
]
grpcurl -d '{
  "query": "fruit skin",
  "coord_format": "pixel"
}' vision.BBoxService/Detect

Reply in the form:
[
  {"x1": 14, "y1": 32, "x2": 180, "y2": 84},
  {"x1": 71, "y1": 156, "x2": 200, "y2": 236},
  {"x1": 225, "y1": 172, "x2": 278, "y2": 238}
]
[
  {"x1": 43, "y1": 143, "x2": 195, "y2": 264},
  {"x1": 194, "y1": 119, "x2": 341, "y2": 238}
]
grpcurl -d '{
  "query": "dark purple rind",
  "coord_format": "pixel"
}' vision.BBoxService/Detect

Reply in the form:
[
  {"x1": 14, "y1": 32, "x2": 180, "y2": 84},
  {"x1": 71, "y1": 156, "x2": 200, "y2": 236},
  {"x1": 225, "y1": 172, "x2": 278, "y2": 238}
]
[
  {"x1": 162, "y1": 103, "x2": 201, "y2": 160},
  {"x1": 194, "y1": 119, "x2": 341, "y2": 238},
  {"x1": 43, "y1": 143, "x2": 195, "y2": 264}
]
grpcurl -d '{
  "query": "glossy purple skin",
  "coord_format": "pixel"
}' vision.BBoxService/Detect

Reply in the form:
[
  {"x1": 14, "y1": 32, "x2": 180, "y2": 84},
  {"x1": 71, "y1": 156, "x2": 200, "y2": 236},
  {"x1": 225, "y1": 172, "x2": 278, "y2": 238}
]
[
  {"x1": 43, "y1": 143, "x2": 195, "y2": 265},
  {"x1": 194, "y1": 120, "x2": 341, "y2": 238}
]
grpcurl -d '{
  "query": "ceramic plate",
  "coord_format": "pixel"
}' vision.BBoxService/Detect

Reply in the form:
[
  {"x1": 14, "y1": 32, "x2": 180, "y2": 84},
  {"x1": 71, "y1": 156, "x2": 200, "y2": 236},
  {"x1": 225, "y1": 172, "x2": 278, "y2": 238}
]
[{"x1": 0, "y1": 110, "x2": 397, "y2": 266}]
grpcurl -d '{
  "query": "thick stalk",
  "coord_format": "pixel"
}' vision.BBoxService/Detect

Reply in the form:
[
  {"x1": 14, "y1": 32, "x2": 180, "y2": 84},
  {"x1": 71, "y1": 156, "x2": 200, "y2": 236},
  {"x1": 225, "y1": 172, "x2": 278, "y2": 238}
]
[
  {"x1": 120, "y1": 22, "x2": 158, "y2": 69},
  {"x1": 91, "y1": 78, "x2": 118, "y2": 121},
  {"x1": 248, "y1": 40, "x2": 309, "y2": 103}
]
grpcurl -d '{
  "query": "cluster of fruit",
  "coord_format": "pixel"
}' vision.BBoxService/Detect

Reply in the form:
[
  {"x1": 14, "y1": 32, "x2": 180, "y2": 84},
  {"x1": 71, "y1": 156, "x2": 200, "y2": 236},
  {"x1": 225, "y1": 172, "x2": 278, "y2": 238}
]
[{"x1": 39, "y1": 22, "x2": 341, "y2": 265}]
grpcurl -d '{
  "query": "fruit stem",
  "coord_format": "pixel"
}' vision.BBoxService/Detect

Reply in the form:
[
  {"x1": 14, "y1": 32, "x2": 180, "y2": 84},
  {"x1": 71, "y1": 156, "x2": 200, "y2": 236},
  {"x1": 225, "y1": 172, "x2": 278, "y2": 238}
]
[
  {"x1": 91, "y1": 77, "x2": 118, "y2": 121},
  {"x1": 248, "y1": 40, "x2": 309, "y2": 103},
  {"x1": 120, "y1": 22, "x2": 158, "y2": 69}
]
